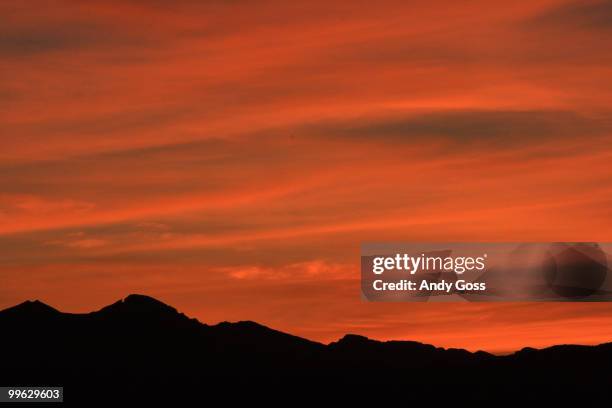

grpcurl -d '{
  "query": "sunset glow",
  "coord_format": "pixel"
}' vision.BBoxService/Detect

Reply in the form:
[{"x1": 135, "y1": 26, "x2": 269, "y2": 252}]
[{"x1": 2, "y1": 0, "x2": 612, "y2": 353}]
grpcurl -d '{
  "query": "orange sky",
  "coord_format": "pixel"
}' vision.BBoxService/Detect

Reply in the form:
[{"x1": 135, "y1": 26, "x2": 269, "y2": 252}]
[{"x1": 1, "y1": 0, "x2": 612, "y2": 353}]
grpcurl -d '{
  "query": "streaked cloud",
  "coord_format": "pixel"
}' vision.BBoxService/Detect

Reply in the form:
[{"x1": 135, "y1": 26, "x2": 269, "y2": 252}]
[
  {"x1": 1, "y1": 0, "x2": 612, "y2": 352},
  {"x1": 304, "y1": 110, "x2": 612, "y2": 144},
  {"x1": 530, "y1": 0, "x2": 612, "y2": 30}
]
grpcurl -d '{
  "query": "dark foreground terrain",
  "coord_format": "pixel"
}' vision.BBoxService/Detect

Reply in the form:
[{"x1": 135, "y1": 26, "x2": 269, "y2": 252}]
[{"x1": 1, "y1": 294, "x2": 611, "y2": 404}]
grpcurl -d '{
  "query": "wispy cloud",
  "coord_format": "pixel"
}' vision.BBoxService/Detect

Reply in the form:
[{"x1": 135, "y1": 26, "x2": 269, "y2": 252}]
[
  {"x1": 529, "y1": 0, "x2": 612, "y2": 30},
  {"x1": 1, "y1": 0, "x2": 612, "y2": 351}
]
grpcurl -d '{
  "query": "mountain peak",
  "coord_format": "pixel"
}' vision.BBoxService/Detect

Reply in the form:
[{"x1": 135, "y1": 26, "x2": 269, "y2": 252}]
[
  {"x1": 96, "y1": 294, "x2": 179, "y2": 317},
  {"x1": 124, "y1": 294, "x2": 175, "y2": 310},
  {"x1": 331, "y1": 334, "x2": 378, "y2": 347},
  {"x1": 0, "y1": 299, "x2": 60, "y2": 318},
  {"x1": 338, "y1": 334, "x2": 373, "y2": 343}
]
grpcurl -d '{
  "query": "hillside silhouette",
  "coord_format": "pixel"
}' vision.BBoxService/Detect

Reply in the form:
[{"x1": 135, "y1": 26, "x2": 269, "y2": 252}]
[{"x1": 1, "y1": 294, "x2": 611, "y2": 403}]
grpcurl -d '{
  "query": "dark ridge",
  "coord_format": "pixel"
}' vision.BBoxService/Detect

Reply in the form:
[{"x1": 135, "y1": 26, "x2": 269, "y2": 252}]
[
  {"x1": 331, "y1": 333, "x2": 374, "y2": 345},
  {"x1": 0, "y1": 299, "x2": 60, "y2": 318},
  {"x1": 330, "y1": 334, "x2": 433, "y2": 351},
  {"x1": 95, "y1": 293, "x2": 179, "y2": 316},
  {"x1": 474, "y1": 350, "x2": 495, "y2": 358},
  {"x1": 211, "y1": 320, "x2": 325, "y2": 356},
  {"x1": 213, "y1": 319, "x2": 312, "y2": 341},
  {"x1": 1, "y1": 294, "x2": 611, "y2": 404},
  {"x1": 214, "y1": 319, "x2": 268, "y2": 329}
]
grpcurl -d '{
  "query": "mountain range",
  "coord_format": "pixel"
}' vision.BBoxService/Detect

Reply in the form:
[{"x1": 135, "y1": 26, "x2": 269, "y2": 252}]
[{"x1": 1, "y1": 294, "x2": 611, "y2": 403}]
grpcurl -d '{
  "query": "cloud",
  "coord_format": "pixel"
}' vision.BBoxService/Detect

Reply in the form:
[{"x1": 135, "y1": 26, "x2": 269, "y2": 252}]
[
  {"x1": 2, "y1": 0, "x2": 612, "y2": 351},
  {"x1": 0, "y1": 23, "x2": 101, "y2": 56},
  {"x1": 0, "y1": 194, "x2": 95, "y2": 215},
  {"x1": 306, "y1": 110, "x2": 612, "y2": 144},
  {"x1": 9, "y1": 105, "x2": 193, "y2": 140},
  {"x1": 530, "y1": 0, "x2": 612, "y2": 30},
  {"x1": 0, "y1": 12, "x2": 152, "y2": 57},
  {"x1": 222, "y1": 260, "x2": 353, "y2": 281}
]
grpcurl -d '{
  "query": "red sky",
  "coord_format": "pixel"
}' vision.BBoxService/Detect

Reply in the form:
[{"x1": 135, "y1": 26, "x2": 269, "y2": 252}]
[{"x1": 1, "y1": 0, "x2": 612, "y2": 353}]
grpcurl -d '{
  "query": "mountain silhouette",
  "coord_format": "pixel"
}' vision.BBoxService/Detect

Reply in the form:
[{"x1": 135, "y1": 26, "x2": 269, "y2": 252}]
[{"x1": 1, "y1": 294, "x2": 610, "y2": 403}]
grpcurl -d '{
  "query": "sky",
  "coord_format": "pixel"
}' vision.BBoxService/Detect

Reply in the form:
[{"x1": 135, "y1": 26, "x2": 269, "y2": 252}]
[{"x1": 1, "y1": 0, "x2": 612, "y2": 353}]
